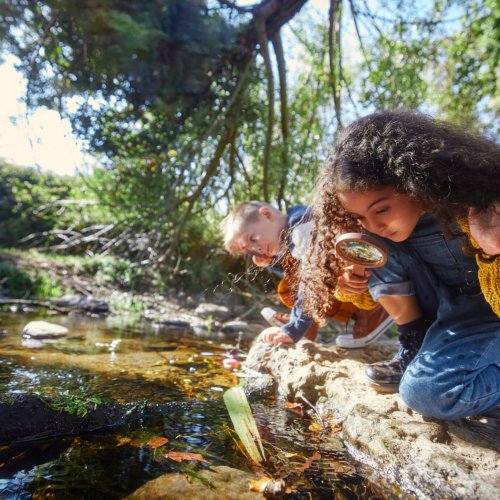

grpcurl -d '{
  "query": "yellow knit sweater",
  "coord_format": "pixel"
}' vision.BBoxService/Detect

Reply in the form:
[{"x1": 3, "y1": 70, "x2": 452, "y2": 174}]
[
  {"x1": 334, "y1": 224, "x2": 500, "y2": 317},
  {"x1": 461, "y1": 221, "x2": 500, "y2": 318}
]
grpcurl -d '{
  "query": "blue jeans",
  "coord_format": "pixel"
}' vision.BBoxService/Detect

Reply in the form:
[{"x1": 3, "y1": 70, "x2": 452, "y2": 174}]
[
  {"x1": 400, "y1": 287, "x2": 500, "y2": 419},
  {"x1": 369, "y1": 216, "x2": 500, "y2": 419}
]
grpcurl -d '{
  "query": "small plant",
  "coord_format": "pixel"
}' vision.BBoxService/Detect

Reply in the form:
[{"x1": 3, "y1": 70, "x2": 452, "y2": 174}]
[{"x1": 42, "y1": 394, "x2": 103, "y2": 417}]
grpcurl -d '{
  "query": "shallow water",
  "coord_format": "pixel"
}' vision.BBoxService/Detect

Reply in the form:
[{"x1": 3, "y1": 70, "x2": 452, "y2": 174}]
[{"x1": 0, "y1": 311, "x2": 392, "y2": 499}]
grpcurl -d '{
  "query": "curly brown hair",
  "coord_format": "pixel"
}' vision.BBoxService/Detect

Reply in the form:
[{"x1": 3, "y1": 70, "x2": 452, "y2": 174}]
[{"x1": 301, "y1": 109, "x2": 500, "y2": 321}]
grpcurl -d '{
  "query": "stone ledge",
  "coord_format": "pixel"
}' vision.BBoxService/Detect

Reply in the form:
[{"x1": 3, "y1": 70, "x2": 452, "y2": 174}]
[{"x1": 244, "y1": 335, "x2": 500, "y2": 499}]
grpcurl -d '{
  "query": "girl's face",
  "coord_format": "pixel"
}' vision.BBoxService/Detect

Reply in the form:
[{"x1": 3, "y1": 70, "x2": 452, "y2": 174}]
[{"x1": 337, "y1": 186, "x2": 424, "y2": 242}]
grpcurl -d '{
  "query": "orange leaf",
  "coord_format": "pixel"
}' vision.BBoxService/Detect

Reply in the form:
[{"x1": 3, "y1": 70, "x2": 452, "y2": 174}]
[
  {"x1": 129, "y1": 439, "x2": 144, "y2": 448},
  {"x1": 164, "y1": 451, "x2": 208, "y2": 464},
  {"x1": 326, "y1": 459, "x2": 354, "y2": 475},
  {"x1": 248, "y1": 477, "x2": 288, "y2": 494},
  {"x1": 147, "y1": 436, "x2": 169, "y2": 449},
  {"x1": 284, "y1": 401, "x2": 304, "y2": 416},
  {"x1": 296, "y1": 452, "x2": 321, "y2": 475}
]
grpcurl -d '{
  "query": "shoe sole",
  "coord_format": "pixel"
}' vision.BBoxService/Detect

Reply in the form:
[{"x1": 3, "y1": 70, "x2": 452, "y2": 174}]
[
  {"x1": 260, "y1": 307, "x2": 286, "y2": 328},
  {"x1": 365, "y1": 377, "x2": 400, "y2": 394},
  {"x1": 335, "y1": 316, "x2": 394, "y2": 349}
]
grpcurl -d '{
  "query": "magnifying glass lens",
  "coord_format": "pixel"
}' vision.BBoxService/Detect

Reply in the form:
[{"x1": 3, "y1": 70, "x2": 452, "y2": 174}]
[{"x1": 338, "y1": 241, "x2": 384, "y2": 265}]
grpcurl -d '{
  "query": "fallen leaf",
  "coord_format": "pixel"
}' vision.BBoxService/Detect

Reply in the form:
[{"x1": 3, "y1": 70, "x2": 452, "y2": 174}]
[
  {"x1": 147, "y1": 436, "x2": 169, "y2": 449},
  {"x1": 326, "y1": 459, "x2": 354, "y2": 475},
  {"x1": 116, "y1": 436, "x2": 132, "y2": 447},
  {"x1": 308, "y1": 421, "x2": 323, "y2": 432},
  {"x1": 284, "y1": 401, "x2": 304, "y2": 416},
  {"x1": 296, "y1": 452, "x2": 321, "y2": 475},
  {"x1": 129, "y1": 439, "x2": 144, "y2": 448},
  {"x1": 283, "y1": 451, "x2": 304, "y2": 460},
  {"x1": 164, "y1": 451, "x2": 208, "y2": 464},
  {"x1": 248, "y1": 477, "x2": 290, "y2": 494}
]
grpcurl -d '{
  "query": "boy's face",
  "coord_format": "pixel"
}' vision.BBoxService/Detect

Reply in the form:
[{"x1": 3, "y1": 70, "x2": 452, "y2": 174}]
[
  {"x1": 337, "y1": 187, "x2": 424, "y2": 242},
  {"x1": 235, "y1": 207, "x2": 287, "y2": 259}
]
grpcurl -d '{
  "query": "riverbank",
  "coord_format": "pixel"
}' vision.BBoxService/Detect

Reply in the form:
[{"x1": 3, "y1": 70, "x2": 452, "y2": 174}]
[{"x1": 244, "y1": 334, "x2": 500, "y2": 499}]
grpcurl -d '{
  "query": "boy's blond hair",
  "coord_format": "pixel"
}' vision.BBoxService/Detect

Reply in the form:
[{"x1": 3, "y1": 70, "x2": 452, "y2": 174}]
[{"x1": 220, "y1": 201, "x2": 277, "y2": 255}]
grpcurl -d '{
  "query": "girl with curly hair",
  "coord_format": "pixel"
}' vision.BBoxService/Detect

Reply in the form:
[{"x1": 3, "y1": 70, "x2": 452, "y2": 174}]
[{"x1": 302, "y1": 109, "x2": 499, "y2": 420}]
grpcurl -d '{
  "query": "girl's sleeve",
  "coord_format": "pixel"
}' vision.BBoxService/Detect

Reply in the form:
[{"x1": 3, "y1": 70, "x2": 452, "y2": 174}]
[
  {"x1": 333, "y1": 249, "x2": 413, "y2": 309},
  {"x1": 368, "y1": 252, "x2": 415, "y2": 301},
  {"x1": 333, "y1": 290, "x2": 378, "y2": 310}
]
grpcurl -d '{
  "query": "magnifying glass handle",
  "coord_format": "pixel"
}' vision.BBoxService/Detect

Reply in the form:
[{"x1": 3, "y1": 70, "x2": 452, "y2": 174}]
[{"x1": 352, "y1": 264, "x2": 366, "y2": 278}]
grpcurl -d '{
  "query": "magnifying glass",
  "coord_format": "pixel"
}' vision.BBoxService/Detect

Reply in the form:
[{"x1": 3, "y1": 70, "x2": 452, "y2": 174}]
[{"x1": 334, "y1": 233, "x2": 388, "y2": 277}]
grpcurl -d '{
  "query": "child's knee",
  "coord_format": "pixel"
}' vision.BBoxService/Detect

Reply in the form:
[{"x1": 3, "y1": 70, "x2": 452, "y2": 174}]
[{"x1": 400, "y1": 361, "x2": 500, "y2": 420}]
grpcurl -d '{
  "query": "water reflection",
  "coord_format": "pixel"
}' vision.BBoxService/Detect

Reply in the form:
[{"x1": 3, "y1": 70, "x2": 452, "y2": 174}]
[{"x1": 0, "y1": 312, "x2": 388, "y2": 499}]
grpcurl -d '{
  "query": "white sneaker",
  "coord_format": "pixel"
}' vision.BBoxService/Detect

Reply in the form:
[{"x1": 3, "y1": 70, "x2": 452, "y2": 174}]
[
  {"x1": 260, "y1": 307, "x2": 288, "y2": 328},
  {"x1": 335, "y1": 309, "x2": 393, "y2": 349}
]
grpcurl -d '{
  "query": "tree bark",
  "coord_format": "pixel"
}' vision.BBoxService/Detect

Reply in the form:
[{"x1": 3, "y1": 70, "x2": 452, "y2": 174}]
[{"x1": 272, "y1": 31, "x2": 290, "y2": 210}]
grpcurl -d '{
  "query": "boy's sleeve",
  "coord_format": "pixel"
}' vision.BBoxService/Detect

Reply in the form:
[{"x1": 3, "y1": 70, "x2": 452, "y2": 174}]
[{"x1": 281, "y1": 294, "x2": 314, "y2": 342}]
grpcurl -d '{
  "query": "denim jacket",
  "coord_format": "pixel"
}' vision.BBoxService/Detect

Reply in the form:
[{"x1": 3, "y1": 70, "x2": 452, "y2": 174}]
[{"x1": 368, "y1": 214, "x2": 480, "y2": 318}]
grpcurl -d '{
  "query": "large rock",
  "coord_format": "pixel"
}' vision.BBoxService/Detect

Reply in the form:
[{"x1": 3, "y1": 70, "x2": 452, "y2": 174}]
[
  {"x1": 22, "y1": 321, "x2": 68, "y2": 339},
  {"x1": 193, "y1": 302, "x2": 231, "y2": 320},
  {"x1": 244, "y1": 334, "x2": 500, "y2": 499},
  {"x1": 53, "y1": 294, "x2": 109, "y2": 314},
  {"x1": 127, "y1": 466, "x2": 264, "y2": 499}
]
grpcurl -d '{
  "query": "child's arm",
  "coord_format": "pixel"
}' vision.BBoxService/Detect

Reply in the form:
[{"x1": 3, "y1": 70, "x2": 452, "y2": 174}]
[
  {"x1": 334, "y1": 268, "x2": 376, "y2": 310},
  {"x1": 263, "y1": 326, "x2": 295, "y2": 344},
  {"x1": 263, "y1": 295, "x2": 314, "y2": 344},
  {"x1": 468, "y1": 202, "x2": 500, "y2": 256},
  {"x1": 337, "y1": 267, "x2": 371, "y2": 295}
]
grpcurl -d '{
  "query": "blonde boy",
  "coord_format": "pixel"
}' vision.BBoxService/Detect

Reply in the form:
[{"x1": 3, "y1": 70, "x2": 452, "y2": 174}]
[{"x1": 221, "y1": 201, "x2": 393, "y2": 346}]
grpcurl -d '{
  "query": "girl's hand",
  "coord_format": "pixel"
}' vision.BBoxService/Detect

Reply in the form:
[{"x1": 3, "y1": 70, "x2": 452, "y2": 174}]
[
  {"x1": 337, "y1": 267, "x2": 370, "y2": 295},
  {"x1": 262, "y1": 326, "x2": 294, "y2": 345},
  {"x1": 252, "y1": 255, "x2": 274, "y2": 267},
  {"x1": 468, "y1": 203, "x2": 500, "y2": 256}
]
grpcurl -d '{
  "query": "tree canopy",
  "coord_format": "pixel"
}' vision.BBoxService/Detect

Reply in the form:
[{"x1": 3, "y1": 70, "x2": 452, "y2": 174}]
[{"x1": 0, "y1": 0, "x2": 498, "y2": 284}]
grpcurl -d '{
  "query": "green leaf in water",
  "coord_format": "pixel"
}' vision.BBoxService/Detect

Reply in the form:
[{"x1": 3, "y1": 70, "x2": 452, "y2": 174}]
[{"x1": 223, "y1": 385, "x2": 265, "y2": 465}]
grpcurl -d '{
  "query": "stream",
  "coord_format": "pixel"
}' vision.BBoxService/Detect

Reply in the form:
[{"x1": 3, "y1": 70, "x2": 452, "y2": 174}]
[{"x1": 0, "y1": 310, "x2": 393, "y2": 499}]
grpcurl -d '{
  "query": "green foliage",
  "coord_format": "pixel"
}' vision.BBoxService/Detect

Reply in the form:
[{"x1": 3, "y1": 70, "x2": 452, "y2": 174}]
[
  {"x1": 0, "y1": 1, "x2": 498, "y2": 293},
  {"x1": 0, "y1": 261, "x2": 32, "y2": 298},
  {"x1": 0, "y1": 162, "x2": 72, "y2": 246},
  {"x1": 0, "y1": 260, "x2": 66, "y2": 298},
  {"x1": 432, "y1": 0, "x2": 500, "y2": 131},
  {"x1": 358, "y1": 0, "x2": 499, "y2": 131},
  {"x1": 42, "y1": 394, "x2": 104, "y2": 417},
  {"x1": 1, "y1": 0, "x2": 236, "y2": 147},
  {"x1": 361, "y1": 34, "x2": 435, "y2": 109}
]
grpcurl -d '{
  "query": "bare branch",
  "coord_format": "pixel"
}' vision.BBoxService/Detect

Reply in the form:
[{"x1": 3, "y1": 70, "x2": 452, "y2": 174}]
[
  {"x1": 328, "y1": 0, "x2": 343, "y2": 128},
  {"x1": 32, "y1": 199, "x2": 99, "y2": 215},
  {"x1": 256, "y1": 15, "x2": 275, "y2": 202},
  {"x1": 272, "y1": 31, "x2": 290, "y2": 210}
]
